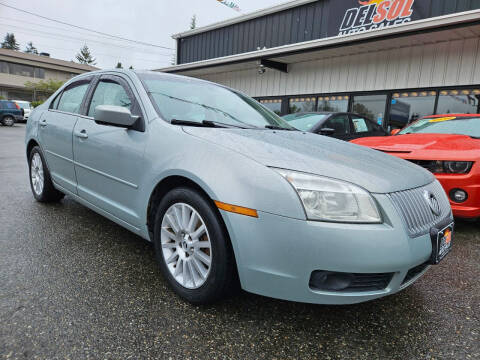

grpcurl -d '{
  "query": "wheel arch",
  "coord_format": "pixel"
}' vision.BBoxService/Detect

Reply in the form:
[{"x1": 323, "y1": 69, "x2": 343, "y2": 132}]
[
  {"x1": 147, "y1": 175, "x2": 218, "y2": 240},
  {"x1": 26, "y1": 139, "x2": 39, "y2": 157},
  {"x1": 146, "y1": 174, "x2": 240, "y2": 281}
]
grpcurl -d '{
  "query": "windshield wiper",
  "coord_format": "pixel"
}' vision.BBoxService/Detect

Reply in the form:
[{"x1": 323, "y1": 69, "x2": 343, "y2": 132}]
[
  {"x1": 265, "y1": 125, "x2": 296, "y2": 131},
  {"x1": 171, "y1": 119, "x2": 249, "y2": 129}
]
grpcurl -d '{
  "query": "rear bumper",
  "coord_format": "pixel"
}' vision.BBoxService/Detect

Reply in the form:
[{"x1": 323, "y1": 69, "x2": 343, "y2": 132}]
[
  {"x1": 436, "y1": 171, "x2": 480, "y2": 219},
  {"x1": 220, "y1": 195, "x2": 438, "y2": 305}
]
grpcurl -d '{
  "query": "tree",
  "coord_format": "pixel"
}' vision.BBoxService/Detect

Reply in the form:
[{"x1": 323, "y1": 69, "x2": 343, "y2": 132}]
[
  {"x1": 1, "y1": 33, "x2": 20, "y2": 50},
  {"x1": 129, "y1": 65, "x2": 133, "y2": 69},
  {"x1": 25, "y1": 79, "x2": 65, "y2": 101},
  {"x1": 115, "y1": 62, "x2": 123, "y2": 69},
  {"x1": 75, "y1": 45, "x2": 96, "y2": 65},
  {"x1": 190, "y1": 15, "x2": 197, "y2": 29},
  {"x1": 24, "y1": 41, "x2": 38, "y2": 54}
]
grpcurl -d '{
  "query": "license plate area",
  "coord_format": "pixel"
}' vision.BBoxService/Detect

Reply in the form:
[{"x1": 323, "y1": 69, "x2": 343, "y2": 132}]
[{"x1": 429, "y1": 223, "x2": 454, "y2": 265}]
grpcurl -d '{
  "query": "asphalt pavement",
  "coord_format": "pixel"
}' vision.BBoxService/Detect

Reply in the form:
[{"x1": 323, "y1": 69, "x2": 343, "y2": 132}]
[{"x1": 1, "y1": 124, "x2": 479, "y2": 360}]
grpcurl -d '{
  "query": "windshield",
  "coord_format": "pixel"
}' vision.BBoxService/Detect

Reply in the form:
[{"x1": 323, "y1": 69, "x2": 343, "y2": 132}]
[
  {"x1": 140, "y1": 74, "x2": 293, "y2": 129},
  {"x1": 283, "y1": 113, "x2": 329, "y2": 131},
  {"x1": 398, "y1": 116, "x2": 480, "y2": 138}
]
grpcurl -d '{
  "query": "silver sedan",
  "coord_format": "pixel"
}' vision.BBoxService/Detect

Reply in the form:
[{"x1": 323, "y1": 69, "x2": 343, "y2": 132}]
[{"x1": 25, "y1": 70, "x2": 453, "y2": 304}]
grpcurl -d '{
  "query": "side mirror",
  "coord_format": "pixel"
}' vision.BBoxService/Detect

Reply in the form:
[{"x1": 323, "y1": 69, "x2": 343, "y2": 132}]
[
  {"x1": 390, "y1": 128, "x2": 401, "y2": 135},
  {"x1": 319, "y1": 127, "x2": 335, "y2": 136},
  {"x1": 94, "y1": 105, "x2": 138, "y2": 128}
]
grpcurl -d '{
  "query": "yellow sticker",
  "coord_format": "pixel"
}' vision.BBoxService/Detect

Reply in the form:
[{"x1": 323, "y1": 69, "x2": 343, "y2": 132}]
[{"x1": 429, "y1": 117, "x2": 457, "y2": 123}]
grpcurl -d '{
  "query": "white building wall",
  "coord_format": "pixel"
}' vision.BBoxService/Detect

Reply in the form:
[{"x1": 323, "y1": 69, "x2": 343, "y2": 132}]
[{"x1": 197, "y1": 38, "x2": 480, "y2": 97}]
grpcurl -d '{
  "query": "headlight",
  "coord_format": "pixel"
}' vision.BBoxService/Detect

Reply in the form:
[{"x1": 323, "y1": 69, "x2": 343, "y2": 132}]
[
  {"x1": 443, "y1": 161, "x2": 473, "y2": 174},
  {"x1": 272, "y1": 168, "x2": 382, "y2": 223}
]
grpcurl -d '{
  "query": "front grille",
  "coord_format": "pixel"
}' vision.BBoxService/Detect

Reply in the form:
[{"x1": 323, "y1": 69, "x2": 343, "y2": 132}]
[
  {"x1": 402, "y1": 262, "x2": 429, "y2": 285},
  {"x1": 345, "y1": 273, "x2": 394, "y2": 292},
  {"x1": 387, "y1": 180, "x2": 452, "y2": 237}
]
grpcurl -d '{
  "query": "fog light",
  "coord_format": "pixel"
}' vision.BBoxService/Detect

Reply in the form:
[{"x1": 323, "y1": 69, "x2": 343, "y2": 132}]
[
  {"x1": 309, "y1": 271, "x2": 353, "y2": 291},
  {"x1": 450, "y1": 189, "x2": 468, "y2": 203}
]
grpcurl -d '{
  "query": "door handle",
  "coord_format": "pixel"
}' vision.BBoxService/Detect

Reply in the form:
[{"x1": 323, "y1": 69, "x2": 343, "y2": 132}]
[
  {"x1": 74, "y1": 129, "x2": 88, "y2": 139},
  {"x1": 39, "y1": 120, "x2": 47, "y2": 127}
]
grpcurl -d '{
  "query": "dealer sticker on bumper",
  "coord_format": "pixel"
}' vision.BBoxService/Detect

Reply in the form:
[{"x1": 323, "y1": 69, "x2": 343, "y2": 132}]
[{"x1": 430, "y1": 223, "x2": 453, "y2": 265}]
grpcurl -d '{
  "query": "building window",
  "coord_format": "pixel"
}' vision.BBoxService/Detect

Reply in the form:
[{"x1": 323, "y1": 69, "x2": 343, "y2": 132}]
[
  {"x1": 352, "y1": 94, "x2": 387, "y2": 126},
  {"x1": 289, "y1": 97, "x2": 315, "y2": 113},
  {"x1": 259, "y1": 99, "x2": 282, "y2": 115},
  {"x1": 390, "y1": 91, "x2": 437, "y2": 129},
  {"x1": 34, "y1": 68, "x2": 45, "y2": 79},
  {"x1": 437, "y1": 89, "x2": 480, "y2": 115},
  {"x1": 317, "y1": 95, "x2": 349, "y2": 112},
  {"x1": 0, "y1": 60, "x2": 45, "y2": 79}
]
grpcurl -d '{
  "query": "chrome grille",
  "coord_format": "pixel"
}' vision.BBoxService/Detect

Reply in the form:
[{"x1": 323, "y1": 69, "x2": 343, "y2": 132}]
[{"x1": 387, "y1": 181, "x2": 452, "y2": 237}]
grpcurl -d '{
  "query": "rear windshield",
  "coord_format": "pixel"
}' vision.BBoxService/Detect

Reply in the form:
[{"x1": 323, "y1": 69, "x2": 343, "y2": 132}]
[{"x1": 399, "y1": 116, "x2": 480, "y2": 138}]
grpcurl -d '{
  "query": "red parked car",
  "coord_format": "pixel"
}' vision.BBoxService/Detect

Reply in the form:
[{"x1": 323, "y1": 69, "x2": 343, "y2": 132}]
[{"x1": 352, "y1": 114, "x2": 480, "y2": 219}]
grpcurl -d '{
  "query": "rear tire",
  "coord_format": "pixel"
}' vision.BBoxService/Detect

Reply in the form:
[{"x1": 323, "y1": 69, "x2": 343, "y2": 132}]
[
  {"x1": 28, "y1": 146, "x2": 64, "y2": 203},
  {"x1": 2, "y1": 116, "x2": 15, "y2": 126},
  {"x1": 153, "y1": 187, "x2": 236, "y2": 304}
]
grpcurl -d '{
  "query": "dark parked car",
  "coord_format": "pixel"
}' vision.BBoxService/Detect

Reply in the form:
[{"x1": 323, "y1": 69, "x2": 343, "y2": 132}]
[
  {"x1": 283, "y1": 112, "x2": 388, "y2": 141},
  {"x1": 0, "y1": 100, "x2": 23, "y2": 126}
]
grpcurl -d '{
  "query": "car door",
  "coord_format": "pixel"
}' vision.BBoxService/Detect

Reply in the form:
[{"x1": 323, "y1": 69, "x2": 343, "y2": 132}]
[
  {"x1": 38, "y1": 79, "x2": 91, "y2": 194},
  {"x1": 319, "y1": 114, "x2": 351, "y2": 140},
  {"x1": 350, "y1": 114, "x2": 386, "y2": 140},
  {"x1": 72, "y1": 74, "x2": 147, "y2": 227}
]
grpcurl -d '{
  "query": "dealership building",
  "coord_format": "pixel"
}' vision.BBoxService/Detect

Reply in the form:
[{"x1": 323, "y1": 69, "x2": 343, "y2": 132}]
[{"x1": 158, "y1": 0, "x2": 480, "y2": 129}]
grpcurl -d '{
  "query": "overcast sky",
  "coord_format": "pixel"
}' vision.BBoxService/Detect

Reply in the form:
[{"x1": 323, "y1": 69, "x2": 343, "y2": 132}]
[{"x1": 0, "y1": 0, "x2": 286, "y2": 70}]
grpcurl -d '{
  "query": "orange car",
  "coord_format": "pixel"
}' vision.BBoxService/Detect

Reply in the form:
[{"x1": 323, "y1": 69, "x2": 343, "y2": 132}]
[{"x1": 352, "y1": 114, "x2": 480, "y2": 219}]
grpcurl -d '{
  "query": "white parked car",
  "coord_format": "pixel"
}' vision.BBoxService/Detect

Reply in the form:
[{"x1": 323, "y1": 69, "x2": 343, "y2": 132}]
[{"x1": 12, "y1": 100, "x2": 32, "y2": 121}]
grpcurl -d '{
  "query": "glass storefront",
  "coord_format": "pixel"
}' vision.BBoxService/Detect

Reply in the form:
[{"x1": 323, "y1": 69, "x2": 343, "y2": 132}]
[
  {"x1": 259, "y1": 99, "x2": 282, "y2": 115},
  {"x1": 289, "y1": 97, "x2": 316, "y2": 113},
  {"x1": 437, "y1": 89, "x2": 480, "y2": 115},
  {"x1": 317, "y1": 95, "x2": 349, "y2": 112},
  {"x1": 259, "y1": 88, "x2": 480, "y2": 128},
  {"x1": 390, "y1": 91, "x2": 437, "y2": 129},
  {"x1": 352, "y1": 94, "x2": 387, "y2": 126}
]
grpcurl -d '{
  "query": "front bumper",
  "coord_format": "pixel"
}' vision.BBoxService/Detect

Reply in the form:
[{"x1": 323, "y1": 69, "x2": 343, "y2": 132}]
[
  {"x1": 436, "y1": 172, "x2": 480, "y2": 219},
  {"x1": 220, "y1": 194, "x2": 439, "y2": 305}
]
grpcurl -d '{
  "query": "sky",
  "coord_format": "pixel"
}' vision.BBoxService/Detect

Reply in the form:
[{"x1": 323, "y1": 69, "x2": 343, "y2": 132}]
[{"x1": 0, "y1": 0, "x2": 287, "y2": 70}]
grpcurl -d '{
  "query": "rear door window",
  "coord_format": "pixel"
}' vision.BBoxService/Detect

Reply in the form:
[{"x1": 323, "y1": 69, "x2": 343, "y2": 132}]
[
  {"x1": 56, "y1": 82, "x2": 90, "y2": 114},
  {"x1": 351, "y1": 116, "x2": 373, "y2": 133}
]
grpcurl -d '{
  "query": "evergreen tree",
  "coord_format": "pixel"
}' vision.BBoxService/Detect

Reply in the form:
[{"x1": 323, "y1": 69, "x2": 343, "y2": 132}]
[
  {"x1": 115, "y1": 62, "x2": 123, "y2": 68},
  {"x1": 75, "y1": 45, "x2": 96, "y2": 65},
  {"x1": 1, "y1": 33, "x2": 20, "y2": 50},
  {"x1": 190, "y1": 15, "x2": 197, "y2": 29},
  {"x1": 24, "y1": 41, "x2": 38, "y2": 54}
]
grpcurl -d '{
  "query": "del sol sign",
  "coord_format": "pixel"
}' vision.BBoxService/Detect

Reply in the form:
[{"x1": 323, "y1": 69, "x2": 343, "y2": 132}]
[{"x1": 339, "y1": 0, "x2": 416, "y2": 35}]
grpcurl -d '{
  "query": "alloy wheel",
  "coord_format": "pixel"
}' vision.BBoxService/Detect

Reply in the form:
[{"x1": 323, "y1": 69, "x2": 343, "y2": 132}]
[
  {"x1": 30, "y1": 153, "x2": 44, "y2": 196},
  {"x1": 161, "y1": 203, "x2": 212, "y2": 289}
]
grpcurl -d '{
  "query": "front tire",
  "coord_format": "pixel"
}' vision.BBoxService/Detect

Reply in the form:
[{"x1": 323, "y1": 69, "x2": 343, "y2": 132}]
[
  {"x1": 28, "y1": 146, "x2": 64, "y2": 202},
  {"x1": 2, "y1": 116, "x2": 15, "y2": 126},
  {"x1": 153, "y1": 187, "x2": 236, "y2": 304}
]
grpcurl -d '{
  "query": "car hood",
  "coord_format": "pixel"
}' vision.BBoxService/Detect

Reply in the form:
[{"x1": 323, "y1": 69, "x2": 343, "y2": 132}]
[
  {"x1": 352, "y1": 133, "x2": 480, "y2": 161},
  {"x1": 183, "y1": 128, "x2": 434, "y2": 194}
]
